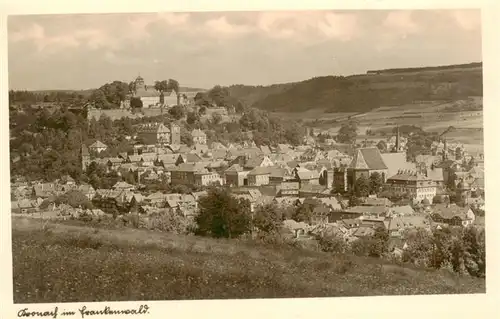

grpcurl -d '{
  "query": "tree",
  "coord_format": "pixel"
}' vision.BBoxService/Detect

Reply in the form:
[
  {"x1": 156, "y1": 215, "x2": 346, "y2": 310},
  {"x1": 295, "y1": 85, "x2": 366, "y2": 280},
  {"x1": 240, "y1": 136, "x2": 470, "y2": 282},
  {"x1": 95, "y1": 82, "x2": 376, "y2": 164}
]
[
  {"x1": 369, "y1": 172, "x2": 384, "y2": 195},
  {"x1": 194, "y1": 92, "x2": 212, "y2": 107},
  {"x1": 194, "y1": 188, "x2": 252, "y2": 239},
  {"x1": 354, "y1": 175, "x2": 370, "y2": 198},
  {"x1": 318, "y1": 234, "x2": 348, "y2": 254},
  {"x1": 186, "y1": 111, "x2": 200, "y2": 125},
  {"x1": 369, "y1": 226, "x2": 389, "y2": 257},
  {"x1": 292, "y1": 204, "x2": 313, "y2": 223},
  {"x1": 128, "y1": 81, "x2": 137, "y2": 96},
  {"x1": 462, "y1": 226, "x2": 486, "y2": 277},
  {"x1": 130, "y1": 97, "x2": 143, "y2": 109},
  {"x1": 253, "y1": 203, "x2": 283, "y2": 234},
  {"x1": 154, "y1": 80, "x2": 169, "y2": 104},
  {"x1": 167, "y1": 79, "x2": 180, "y2": 105},
  {"x1": 55, "y1": 190, "x2": 93, "y2": 209},
  {"x1": 336, "y1": 120, "x2": 358, "y2": 144},
  {"x1": 376, "y1": 140, "x2": 387, "y2": 152},
  {"x1": 402, "y1": 228, "x2": 434, "y2": 267},
  {"x1": 180, "y1": 126, "x2": 193, "y2": 147},
  {"x1": 169, "y1": 105, "x2": 185, "y2": 120}
]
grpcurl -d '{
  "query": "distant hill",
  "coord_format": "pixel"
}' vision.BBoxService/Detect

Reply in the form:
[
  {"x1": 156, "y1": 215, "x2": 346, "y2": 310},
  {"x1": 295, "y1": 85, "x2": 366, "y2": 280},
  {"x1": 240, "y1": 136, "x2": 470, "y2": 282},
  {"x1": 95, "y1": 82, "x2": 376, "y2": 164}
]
[
  {"x1": 226, "y1": 62, "x2": 483, "y2": 113},
  {"x1": 31, "y1": 86, "x2": 205, "y2": 95}
]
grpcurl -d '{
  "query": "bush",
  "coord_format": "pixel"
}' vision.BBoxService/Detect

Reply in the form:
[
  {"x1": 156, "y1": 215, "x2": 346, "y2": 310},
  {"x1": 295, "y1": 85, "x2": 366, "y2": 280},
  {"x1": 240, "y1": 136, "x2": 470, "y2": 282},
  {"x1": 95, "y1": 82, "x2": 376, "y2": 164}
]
[
  {"x1": 318, "y1": 235, "x2": 348, "y2": 254},
  {"x1": 195, "y1": 188, "x2": 252, "y2": 239}
]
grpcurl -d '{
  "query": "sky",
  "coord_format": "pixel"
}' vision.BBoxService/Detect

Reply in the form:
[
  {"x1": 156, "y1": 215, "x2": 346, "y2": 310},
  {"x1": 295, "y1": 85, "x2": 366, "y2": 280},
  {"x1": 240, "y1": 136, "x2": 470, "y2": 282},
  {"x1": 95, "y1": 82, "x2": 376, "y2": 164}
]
[{"x1": 8, "y1": 9, "x2": 482, "y2": 91}]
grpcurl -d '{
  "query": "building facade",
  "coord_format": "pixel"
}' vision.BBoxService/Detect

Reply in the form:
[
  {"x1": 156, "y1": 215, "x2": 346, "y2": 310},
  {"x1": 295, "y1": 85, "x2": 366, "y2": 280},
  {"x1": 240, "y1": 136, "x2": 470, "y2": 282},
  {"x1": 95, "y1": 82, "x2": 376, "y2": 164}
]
[{"x1": 385, "y1": 170, "x2": 437, "y2": 203}]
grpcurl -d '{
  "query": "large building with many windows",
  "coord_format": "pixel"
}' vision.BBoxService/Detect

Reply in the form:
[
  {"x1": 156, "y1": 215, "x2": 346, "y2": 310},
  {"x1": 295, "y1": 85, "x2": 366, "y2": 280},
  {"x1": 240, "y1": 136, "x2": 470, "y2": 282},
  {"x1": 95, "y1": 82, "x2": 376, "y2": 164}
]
[{"x1": 385, "y1": 170, "x2": 437, "y2": 203}]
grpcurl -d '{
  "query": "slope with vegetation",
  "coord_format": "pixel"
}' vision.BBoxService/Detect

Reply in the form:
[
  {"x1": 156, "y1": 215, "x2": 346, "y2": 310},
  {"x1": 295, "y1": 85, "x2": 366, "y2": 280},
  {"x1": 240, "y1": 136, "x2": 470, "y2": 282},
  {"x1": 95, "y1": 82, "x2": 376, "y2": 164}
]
[
  {"x1": 225, "y1": 63, "x2": 483, "y2": 113},
  {"x1": 12, "y1": 216, "x2": 485, "y2": 303}
]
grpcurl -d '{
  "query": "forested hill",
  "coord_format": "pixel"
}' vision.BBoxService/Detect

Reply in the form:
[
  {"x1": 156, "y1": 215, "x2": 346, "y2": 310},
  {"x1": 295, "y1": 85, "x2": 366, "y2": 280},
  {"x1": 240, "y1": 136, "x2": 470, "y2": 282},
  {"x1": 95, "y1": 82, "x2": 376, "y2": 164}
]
[{"x1": 226, "y1": 62, "x2": 483, "y2": 113}]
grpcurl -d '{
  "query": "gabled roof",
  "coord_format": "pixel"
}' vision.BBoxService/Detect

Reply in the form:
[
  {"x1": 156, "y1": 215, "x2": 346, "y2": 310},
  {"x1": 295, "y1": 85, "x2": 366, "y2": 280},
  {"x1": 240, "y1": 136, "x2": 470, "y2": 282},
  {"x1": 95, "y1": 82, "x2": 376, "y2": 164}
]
[
  {"x1": 113, "y1": 181, "x2": 135, "y2": 189},
  {"x1": 350, "y1": 148, "x2": 387, "y2": 170},
  {"x1": 178, "y1": 153, "x2": 202, "y2": 163},
  {"x1": 260, "y1": 145, "x2": 271, "y2": 154},
  {"x1": 157, "y1": 154, "x2": 178, "y2": 165},
  {"x1": 247, "y1": 167, "x2": 271, "y2": 176},
  {"x1": 432, "y1": 204, "x2": 472, "y2": 220},
  {"x1": 90, "y1": 140, "x2": 107, "y2": 149}
]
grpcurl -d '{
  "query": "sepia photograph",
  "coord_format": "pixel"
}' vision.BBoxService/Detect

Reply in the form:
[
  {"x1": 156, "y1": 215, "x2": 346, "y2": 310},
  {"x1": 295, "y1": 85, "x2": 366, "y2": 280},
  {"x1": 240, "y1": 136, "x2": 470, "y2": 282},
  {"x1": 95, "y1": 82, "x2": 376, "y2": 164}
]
[{"x1": 6, "y1": 6, "x2": 488, "y2": 307}]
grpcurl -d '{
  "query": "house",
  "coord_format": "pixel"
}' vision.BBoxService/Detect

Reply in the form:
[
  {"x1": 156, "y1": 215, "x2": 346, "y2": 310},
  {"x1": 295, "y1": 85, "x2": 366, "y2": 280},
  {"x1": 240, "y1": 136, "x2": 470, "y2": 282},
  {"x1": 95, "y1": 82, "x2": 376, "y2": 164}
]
[
  {"x1": 194, "y1": 170, "x2": 223, "y2": 186},
  {"x1": 60, "y1": 175, "x2": 76, "y2": 186},
  {"x1": 318, "y1": 197, "x2": 342, "y2": 211},
  {"x1": 431, "y1": 204, "x2": 475, "y2": 227},
  {"x1": 136, "y1": 122, "x2": 172, "y2": 145},
  {"x1": 224, "y1": 164, "x2": 249, "y2": 187},
  {"x1": 311, "y1": 206, "x2": 330, "y2": 225},
  {"x1": 277, "y1": 181, "x2": 300, "y2": 197},
  {"x1": 107, "y1": 157, "x2": 125, "y2": 170},
  {"x1": 112, "y1": 181, "x2": 136, "y2": 192},
  {"x1": 157, "y1": 154, "x2": 179, "y2": 168},
  {"x1": 388, "y1": 205, "x2": 415, "y2": 217},
  {"x1": 387, "y1": 215, "x2": 429, "y2": 237},
  {"x1": 385, "y1": 170, "x2": 437, "y2": 203},
  {"x1": 11, "y1": 199, "x2": 38, "y2": 214},
  {"x1": 267, "y1": 167, "x2": 291, "y2": 185},
  {"x1": 352, "y1": 226, "x2": 376, "y2": 238},
  {"x1": 292, "y1": 166, "x2": 320, "y2": 187},
  {"x1": 169, "y1": 163, "x2": 207, "y2": 186},
  {"x1": 247, "y1": 167, "x2": 270, "y2": 186},
  {"x1": 273, "y1": 196, "x2": 300, "y2": 208},
  {"x1": 361, "y1": 197, "x2": 393, "y2": 207},
  {"x1": 298, "y1": 184, "x2": 330, "y2": 198},
  {"x1": 229, "y1": 154, "x2": 273, "y2": 170},
  {"x1": 176, "y1": 153, "x2": 203, "y2": 165},
  {"x1": 89, "y1": 140, "x2": 108, "y2": 153},
  {"x1": 32, "y1": 183, "x2": 60, "y2": 199},
  {"x1": 329, "y1": 205, "x2": 388, "y2": 223},
  {"x1": 276, "y1": 144, "x2": 292, "y2": 153},
  {"x1": 191, "y1": 129, "x2": 207, "y2": 145}
]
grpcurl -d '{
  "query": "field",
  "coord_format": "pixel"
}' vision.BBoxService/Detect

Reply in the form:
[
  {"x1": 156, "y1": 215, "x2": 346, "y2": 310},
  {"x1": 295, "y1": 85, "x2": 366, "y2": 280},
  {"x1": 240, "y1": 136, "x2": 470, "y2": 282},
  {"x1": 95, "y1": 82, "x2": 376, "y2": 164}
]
[
  {"x1": 12, "y1": 217, "x2": 485, "y2": 303},
  {"x1": 271, "y1": 96, "x2": 484, "y2": 154}
]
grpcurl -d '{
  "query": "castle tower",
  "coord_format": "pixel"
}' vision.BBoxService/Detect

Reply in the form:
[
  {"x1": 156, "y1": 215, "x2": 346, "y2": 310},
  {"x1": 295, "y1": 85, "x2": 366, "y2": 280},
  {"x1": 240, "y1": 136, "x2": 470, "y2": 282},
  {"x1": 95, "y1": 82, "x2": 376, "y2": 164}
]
[
  {"x1": 170, "y1": 123, "x2": 181, "y2": 145},
  {"x1": 135, "y1": 75, "x2": 145, "y2": 91},
  {"x1": 81, "y1": 144, "x2": 90, "y2": 172}
]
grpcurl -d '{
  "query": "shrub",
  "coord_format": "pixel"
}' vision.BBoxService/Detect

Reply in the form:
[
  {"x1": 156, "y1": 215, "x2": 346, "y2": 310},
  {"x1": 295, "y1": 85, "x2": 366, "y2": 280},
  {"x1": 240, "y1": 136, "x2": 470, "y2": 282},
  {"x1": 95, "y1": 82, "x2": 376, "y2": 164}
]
[{"x1": 318, "y1": 235, "x2": 348, "y2": 254}]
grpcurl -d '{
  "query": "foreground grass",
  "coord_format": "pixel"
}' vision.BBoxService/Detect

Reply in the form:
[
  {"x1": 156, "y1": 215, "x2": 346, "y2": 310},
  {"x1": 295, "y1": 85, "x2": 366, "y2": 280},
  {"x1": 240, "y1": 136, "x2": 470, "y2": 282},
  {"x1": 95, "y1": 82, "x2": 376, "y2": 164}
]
[{"x1": 12, "y1": 217, "x2": 485, "y2": 303}]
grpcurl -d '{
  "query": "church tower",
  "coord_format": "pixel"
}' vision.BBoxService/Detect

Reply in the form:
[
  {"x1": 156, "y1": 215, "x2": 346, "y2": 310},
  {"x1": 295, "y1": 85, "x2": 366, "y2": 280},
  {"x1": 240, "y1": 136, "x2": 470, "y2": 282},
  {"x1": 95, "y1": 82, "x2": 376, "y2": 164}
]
[{"x1": 442, "y1": 138, "x2": 448, "y2": 161}]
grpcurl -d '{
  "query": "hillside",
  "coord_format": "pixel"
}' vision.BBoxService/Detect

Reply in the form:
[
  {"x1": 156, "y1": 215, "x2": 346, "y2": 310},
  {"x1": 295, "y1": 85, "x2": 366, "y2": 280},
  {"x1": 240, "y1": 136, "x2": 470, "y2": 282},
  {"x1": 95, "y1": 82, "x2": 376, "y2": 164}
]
[
  {"x1": 12, "y1": 217, "x2": 485, "y2": 303},
  {"x1": 226, "y1": 63, "x2": 483, "y2": 113}
]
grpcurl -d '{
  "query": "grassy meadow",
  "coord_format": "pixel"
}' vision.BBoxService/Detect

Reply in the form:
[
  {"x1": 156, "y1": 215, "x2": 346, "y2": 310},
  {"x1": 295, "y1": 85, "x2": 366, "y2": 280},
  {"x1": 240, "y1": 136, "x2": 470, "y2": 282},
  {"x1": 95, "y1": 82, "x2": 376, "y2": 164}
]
[{"x1": 12, "y1": 217, "x2": 485, "y2": 303}]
